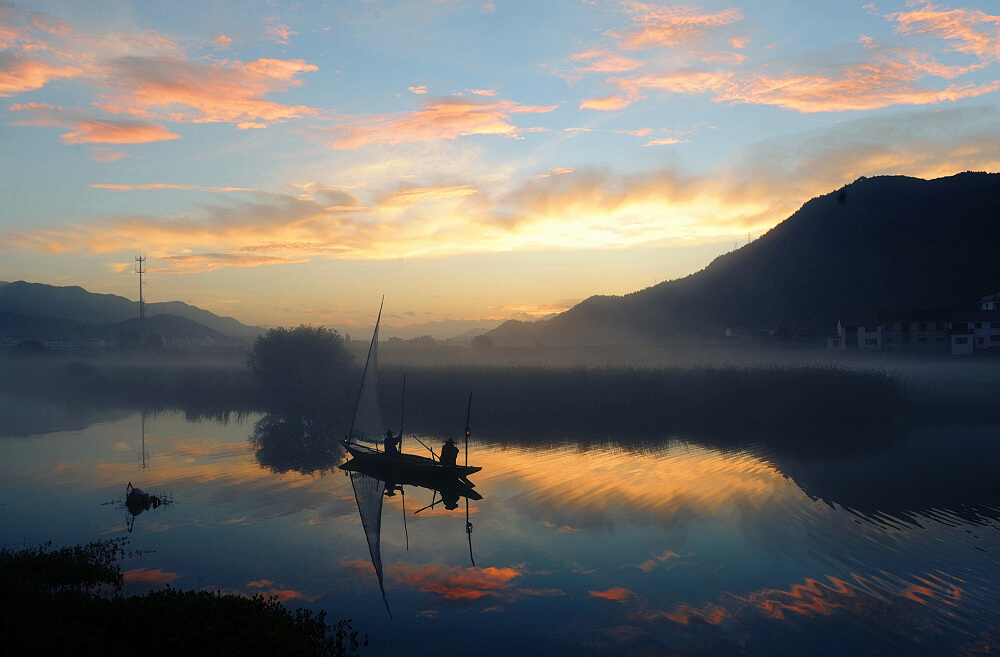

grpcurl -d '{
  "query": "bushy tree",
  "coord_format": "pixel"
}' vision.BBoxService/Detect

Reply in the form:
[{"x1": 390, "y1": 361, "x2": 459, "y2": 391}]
[{"x1": 247, "y1": 325, "x2": 354, "y2": 410}]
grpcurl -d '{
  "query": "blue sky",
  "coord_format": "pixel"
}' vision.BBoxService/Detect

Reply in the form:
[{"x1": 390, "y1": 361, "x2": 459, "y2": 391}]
[{"x1": 2, "y1": 0, "x2": 999, "y2": 336}]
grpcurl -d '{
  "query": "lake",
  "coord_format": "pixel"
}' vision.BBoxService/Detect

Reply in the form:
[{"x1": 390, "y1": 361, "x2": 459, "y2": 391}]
[{"x1": 1, "y1": 406, "x2": 997, "y2": 656}]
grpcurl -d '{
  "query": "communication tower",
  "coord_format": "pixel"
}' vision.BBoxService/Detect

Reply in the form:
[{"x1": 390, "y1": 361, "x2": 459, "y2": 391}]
[{"x1": 135, "y1": 254, "x2": 147, "y2": 341}]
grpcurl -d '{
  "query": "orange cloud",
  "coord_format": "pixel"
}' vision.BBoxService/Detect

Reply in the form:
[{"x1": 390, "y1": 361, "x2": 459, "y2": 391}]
[
  {"x1": 0, "y1": 53, "x2": 83, "y2": 96},
  {"x1": 9, "y1": 103, "x2": 181, "y2": 143},
  {"x1": 614, "y1": 3, "x2": 744, "y2": 50},
  {"x1": 89, "y1": 147, "x2": 130, "y2": 162},
  {"x1": 98, "y1": 55, "x2": 319, "y2": 127},
  {"x1": 409, "y1": 85, "x2": 428, "y2": 94},
  {"x1": 309, "y1": 97, "x2": 554, "y2": 148},
  {"x1": 889, "y1": 3, "x2": 1000, "y2": 62},
  {"x1": 380, "y1": 185, "x2": 479, "y2": 206},
  {"x1": 590, "y1": 586, "x2": 633, "y2": 602},
  {"x1": 716, "y1": 60, "x2": 1000, "y2": 113},
  {"x1": 471, "y1": 88, "x2": 498, "y2": 96},
  {"x1": 389, "y1": 564, "x2": 523, "y2": 601},
  {"x1": 153, "y1": 253, "x2": 312, "y2": 274},
  {"x1": 571, "y1": 49, "x2": 643, "y2": 73}
]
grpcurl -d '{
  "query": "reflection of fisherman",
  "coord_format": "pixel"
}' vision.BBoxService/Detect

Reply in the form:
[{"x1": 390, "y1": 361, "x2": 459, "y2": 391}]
[
  {"x1": 440, "y1": 438, "x2": 459, "y2": 466},
  {"x1": 441, "y1": 489, "x2": 459, "y2": 510},
  {"x1": 384, "y1": 430, "x2": 400, "y2": 456}
]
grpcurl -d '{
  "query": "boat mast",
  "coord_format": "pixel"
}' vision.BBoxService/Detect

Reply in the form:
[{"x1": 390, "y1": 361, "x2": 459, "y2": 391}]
[{"x1": 347, "y1": 297, "x2": 383, "y2": 445}]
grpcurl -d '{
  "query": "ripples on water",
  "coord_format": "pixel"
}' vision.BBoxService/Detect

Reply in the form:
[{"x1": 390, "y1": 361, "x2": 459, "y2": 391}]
[{"x1": 0, "y1": 411, "x2": 997, "y2": 656}]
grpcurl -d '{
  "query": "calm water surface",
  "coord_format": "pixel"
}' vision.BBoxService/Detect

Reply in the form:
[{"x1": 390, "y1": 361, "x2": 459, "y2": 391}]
[{"x1": 1, "y1": 408, "x2": 997, "y2": 656}]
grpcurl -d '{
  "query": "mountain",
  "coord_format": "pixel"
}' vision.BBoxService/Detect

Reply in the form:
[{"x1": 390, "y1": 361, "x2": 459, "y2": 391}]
[
  {"x1": 0, "y1": 281, "x2": 264, "y2": 338},
  {"x1": 0, "y1": 311, "x2": 228, "y2": 344},
  {"x1": 488, "y1": 171, "x2": 1000, "y2": 346}
]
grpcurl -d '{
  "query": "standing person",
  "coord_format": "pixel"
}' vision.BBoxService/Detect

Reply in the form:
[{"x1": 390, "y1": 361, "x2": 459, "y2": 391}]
[{"x1": 440, "y1": 438, "x2": 459, "y2": 466}]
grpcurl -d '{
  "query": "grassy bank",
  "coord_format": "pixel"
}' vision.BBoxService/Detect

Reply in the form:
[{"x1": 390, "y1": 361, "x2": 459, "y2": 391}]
[{"x1": 0, "y1": 539, "x2": 366, "y2": 657}]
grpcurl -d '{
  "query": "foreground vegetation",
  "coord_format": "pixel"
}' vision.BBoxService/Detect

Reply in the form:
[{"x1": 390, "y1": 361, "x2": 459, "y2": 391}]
[{"x1": 0, "y1": 539, "x2": 366, "y2": 657}]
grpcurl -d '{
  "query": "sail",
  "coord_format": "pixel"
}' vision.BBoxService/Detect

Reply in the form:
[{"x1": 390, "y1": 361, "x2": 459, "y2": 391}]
[
  {"x1": 349, "y1": 469, "x2": 391, "y2": 617},
  {"x1": 349, "y1": 303, "x2": 385, "y2": 446}
]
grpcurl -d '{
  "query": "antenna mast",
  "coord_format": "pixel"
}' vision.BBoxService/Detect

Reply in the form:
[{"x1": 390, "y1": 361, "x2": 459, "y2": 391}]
[{"x1": 135, "y1": 254, "x2": 147, "y2": 341}]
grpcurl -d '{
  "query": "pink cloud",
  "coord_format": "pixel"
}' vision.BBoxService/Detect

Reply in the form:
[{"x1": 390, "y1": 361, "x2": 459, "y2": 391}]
[
  {"x1": 571, "y1": 49, "x2": 643, "y2": 73},
  {"x1": 0, "y1": 52, "x2": 83, "y2": 96},
  {"x1": 889, "y1": 3, "x2": 1000, "y2": 62},
  {"x1": 98, "y1": 55, "x2": 320, "y2": 127},
  {"x1": 310, "y1": 97, "x2": 553, "y2": 149},
  {"x1": 614, "y1": 3, "x2": 744, "y2": 50},
  {"x1": 90, "y1": 147, "x2": 130, "y2": 162},
  {"x1": 10, "y1": 102, "x2": 181, "y2": 143}
]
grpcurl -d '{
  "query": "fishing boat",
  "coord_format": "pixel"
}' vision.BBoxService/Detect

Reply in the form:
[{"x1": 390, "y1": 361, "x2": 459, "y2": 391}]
[
  {"x1": 341, "y1": 300, "x2": 482, "y2": 617},
  {"x1": 341, "y1": 299, "x2": 481, "y2": 481}
]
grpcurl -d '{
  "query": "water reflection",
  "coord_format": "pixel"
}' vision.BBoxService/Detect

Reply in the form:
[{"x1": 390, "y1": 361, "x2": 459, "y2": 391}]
[
  {"x1": 1, "y1": 409, "x2": 997, "y2": 656},
  {"x1": 248, "y1": 411, "x2": 344, "y2": 475}
]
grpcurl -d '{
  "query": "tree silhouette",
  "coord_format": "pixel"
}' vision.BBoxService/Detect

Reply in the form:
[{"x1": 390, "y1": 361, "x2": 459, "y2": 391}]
[{"x1": 247, "y1": 325, "x2": 354, "y2": 411}]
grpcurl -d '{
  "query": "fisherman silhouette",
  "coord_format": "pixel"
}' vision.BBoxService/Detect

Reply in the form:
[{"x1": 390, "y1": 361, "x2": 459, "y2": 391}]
[
  {"x1": 440, "y1": 438, "x2": 459, "y2": 466},
  {"x1": 384, "y1": 430, "x2": 400, "y2": 456},
  {"x1": 441, "y1": 489, "x2": 459, "y2": 510}
]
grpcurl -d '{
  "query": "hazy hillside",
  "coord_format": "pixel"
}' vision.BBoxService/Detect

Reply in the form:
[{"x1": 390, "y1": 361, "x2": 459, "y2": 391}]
[
  {"x1": 0, "y1": 281, "x2": 263, "y2": 338},
  {"x1": 0, "y1": 311, "x2": 231, "y2": 345},
  {"x1": 490, "y1": 171, "x2": 1000, "y2": 346}
]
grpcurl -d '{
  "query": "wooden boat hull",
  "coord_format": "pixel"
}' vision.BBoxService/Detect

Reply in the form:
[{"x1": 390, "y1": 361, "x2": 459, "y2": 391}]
[
  {"x1": 342, "y1": 443, "x2": 482, "y2": 479},
  {"x1": 340, "y1": 447, "x2": 483, "y2": 501}
]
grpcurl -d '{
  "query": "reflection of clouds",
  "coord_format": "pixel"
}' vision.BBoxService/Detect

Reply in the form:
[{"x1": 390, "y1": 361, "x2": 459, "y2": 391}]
[
  {"x1": 629, "y1": 549, "x2": 694, "y2": 573},
  {"x1": 124, "y1": 567, "x2": 182, "y2": 587},
  {"x1": 490, "y1": 443, "x2": 802, "y2": 533},
  {"x1": 590, "y1": 586, "x2": 634, "y2": 602},
  {"x1": 388, "y1": 564, "x2": 523, "y2": 601}
]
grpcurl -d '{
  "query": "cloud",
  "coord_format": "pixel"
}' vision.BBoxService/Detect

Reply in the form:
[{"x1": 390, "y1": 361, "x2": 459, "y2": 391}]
[
  {"x1": 570, "y1": 49, "x2": 643, "y2": 74},
  {"x1": 90, "y1": 147, "x2": 131, "y2": 162},
  {"x1": 716, "y1": 51, "x2": 1000, "y2": 113},
  {"x1": 6, "y1": 106, "x2": 998, "y2": 271},
  {"x1": 9, "y1": 103, "x2": 181, "y2": 143},
  {"x1": 409, "y1": 85, "x2": 427, "y2": 94},
  {"x1": 0, "y1": 51, "x2": 83, "y2": 96},
  {"x1": 98, "y1": 55, "x2": 320, "y2": 127},
  {"x1": 305, "y1": 97, "x2": 555, "y2": 149},
  {"x1": 888, "y1": 2, "x2": 1000, "y2": 62},
  {"x1": 568, "y1": 1, "x2": 1000, "y2": 115},
  {"x1": 265, "y1": 24, "x2": 296, "y2": 45},
  {"x1": 613, "y1": 3, "x2": 744, "y2": 50}
]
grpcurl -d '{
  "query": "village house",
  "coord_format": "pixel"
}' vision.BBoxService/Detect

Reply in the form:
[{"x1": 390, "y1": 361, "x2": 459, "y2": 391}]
[{"x1": 829, "y1": 301, "x2": 1000, "y2": 356}]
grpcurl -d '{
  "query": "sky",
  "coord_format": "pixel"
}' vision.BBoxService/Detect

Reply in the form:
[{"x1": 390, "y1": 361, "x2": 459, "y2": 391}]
[{"x1": 2, "y1": 0, "x2": 999, "y2": 338}]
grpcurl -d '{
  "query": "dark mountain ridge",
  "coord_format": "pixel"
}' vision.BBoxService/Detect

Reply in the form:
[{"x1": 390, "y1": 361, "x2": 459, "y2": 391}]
[
  {"x1": 0, "y1": 281, "x2": 263, "y2": 339},
  {"x1": 489, "y1": 171, "x2": 1000, "y2": 346}
]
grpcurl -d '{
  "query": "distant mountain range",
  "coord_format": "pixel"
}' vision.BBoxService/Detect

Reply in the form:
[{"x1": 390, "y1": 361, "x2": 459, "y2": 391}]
[
  {"x1": 488, "y1": 171, "x2": 1000, "y2": 346},
  {"x1": 0, "y1": 281, "x2": 264, "y2": 343}
]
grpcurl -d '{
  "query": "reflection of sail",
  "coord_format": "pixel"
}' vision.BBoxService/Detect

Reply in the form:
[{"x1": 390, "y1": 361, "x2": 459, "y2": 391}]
[
  {"x1": 348, "y1": 301, "x2": 385, "y2": 447},
  {"x1": 349, "y1": 470, "x2": 391, "y2": 618}
]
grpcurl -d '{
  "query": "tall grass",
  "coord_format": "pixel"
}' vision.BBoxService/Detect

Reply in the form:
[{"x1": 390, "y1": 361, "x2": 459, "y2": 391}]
[{"x1": 379, "y1": 364, "x2": 910, "y2": 443}]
